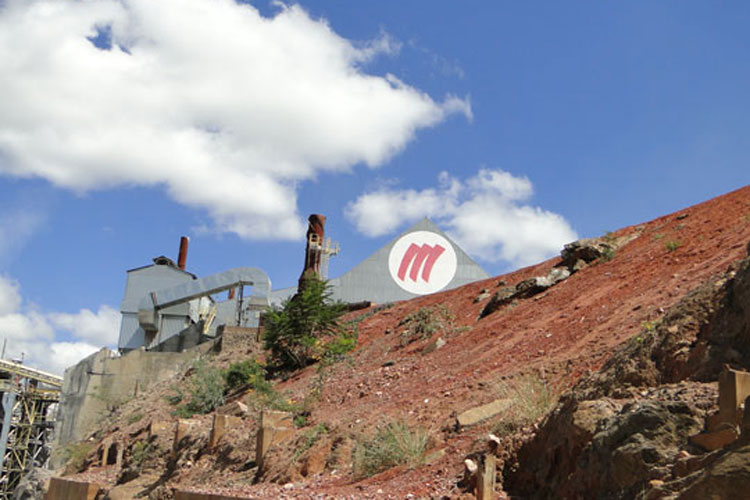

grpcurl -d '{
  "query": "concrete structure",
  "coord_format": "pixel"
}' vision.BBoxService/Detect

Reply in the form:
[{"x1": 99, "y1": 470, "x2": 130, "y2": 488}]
[
  {"x1": 255, "y1": 410, "x2": 294, "y2": 471},
  {"x1": 44, "y1": 477, "x2": 104, "y2": 500},
  {"x1": 273, "y1": 218, "x2": 489, "y2": 305},
  {"x1": 53, "y1": 343, "x2": 214, "y2": 455}
]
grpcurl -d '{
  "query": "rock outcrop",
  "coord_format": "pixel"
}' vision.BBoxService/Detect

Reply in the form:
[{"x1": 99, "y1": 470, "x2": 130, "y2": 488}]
[{"x1": 506, "y1": 253, "x2": 750, "y2": 499}]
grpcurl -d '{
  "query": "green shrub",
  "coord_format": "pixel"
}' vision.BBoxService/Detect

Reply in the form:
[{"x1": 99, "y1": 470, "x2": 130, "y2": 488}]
[
  {"x1": 492, "y1": 373, "x2": 559, "y2": 436},
  {"x1": 263, "y1": 277, "x2": 347, "y2": 370},
  {"x1": 224, "y1": 359, "x2": 267, "y2": 393},
  {"x1": 352, "y1": 421, "x2": 431, "y2": 478},
  {"x1": 173, "y1": 359, "x2": 226, "y2": 418},
  {"x1": 320, "y1": 332, "x2": 357, "y2": 366}
]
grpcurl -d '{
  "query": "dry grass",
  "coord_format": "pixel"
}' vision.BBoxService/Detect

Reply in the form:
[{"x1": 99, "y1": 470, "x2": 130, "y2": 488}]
[
  {"x1": 352, "y1": 421, "x2": 431, "y2": 478},
  {"x1": 492, "y1": 373, "x2": 559, "y2": 435}
]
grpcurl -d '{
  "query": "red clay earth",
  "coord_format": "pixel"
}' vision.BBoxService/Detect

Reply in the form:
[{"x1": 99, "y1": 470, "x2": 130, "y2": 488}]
[{"x1": 70, "y1": 185, "x2": 750, "y2": 498}]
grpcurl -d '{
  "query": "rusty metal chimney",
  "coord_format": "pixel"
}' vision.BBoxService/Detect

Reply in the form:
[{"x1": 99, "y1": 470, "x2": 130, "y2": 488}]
[
  {"x1": 298, "y1": 214, "x2": 326, "y2": 287},
  {"x1": 177, "y1": 236, "x2": 189, "y2": 270}
]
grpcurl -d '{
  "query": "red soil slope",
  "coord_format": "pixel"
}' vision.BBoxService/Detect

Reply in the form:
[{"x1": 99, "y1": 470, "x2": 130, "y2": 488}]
[{"x1": 69, "y1": 185, "x2": 750, "y2": 498}]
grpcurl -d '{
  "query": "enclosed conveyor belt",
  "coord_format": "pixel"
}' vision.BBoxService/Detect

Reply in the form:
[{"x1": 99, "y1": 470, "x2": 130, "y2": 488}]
[{"x1": 0, "y1": 359, "x2": 62, "y2": 388}]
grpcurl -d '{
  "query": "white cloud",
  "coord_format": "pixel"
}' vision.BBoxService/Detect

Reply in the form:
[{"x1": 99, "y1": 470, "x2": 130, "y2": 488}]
[
  {"x1": 49, "y1": 305, "x2": 120, "y2": 345},
  {"x1": 47, "y1": 342, "x2": 102, "y2": 375},
  {"x1": 0, "y1": 275, "x2": 116, "y2": 373},
  {"x1": 0, "y1": 0, "x2": 470, "y2": 240},
  {"x1": 346, "y1": 168, "x2": 578, "y2": 267}
]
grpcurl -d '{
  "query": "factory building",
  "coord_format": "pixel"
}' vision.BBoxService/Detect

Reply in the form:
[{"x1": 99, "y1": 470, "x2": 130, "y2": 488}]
[{"x1": 117, "y1": 216, "x2": 488, "y2": 352}]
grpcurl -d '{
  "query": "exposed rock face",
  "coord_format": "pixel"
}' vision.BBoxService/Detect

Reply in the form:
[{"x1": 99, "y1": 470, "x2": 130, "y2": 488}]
[
  {"x1": 559, "y1": 237, "x2": 616, "y2": 269},
  {"x1": 478, "y1": 268, "x2": 571, "y2": 319},
  {"x1": 506, "y1": 253, "x2": 750, "y2": 499},
  {"x1": 506, "y1": 384, "x2": 713, "y2": 499}
]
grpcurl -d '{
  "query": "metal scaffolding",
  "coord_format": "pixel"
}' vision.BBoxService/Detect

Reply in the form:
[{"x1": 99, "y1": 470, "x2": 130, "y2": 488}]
[{"x1": 0, "y1": 359, "x2": 61, "y2": 499}]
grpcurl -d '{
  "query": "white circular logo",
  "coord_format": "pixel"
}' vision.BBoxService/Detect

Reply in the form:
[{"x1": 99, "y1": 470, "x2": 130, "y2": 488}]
[{"x1": 388, "y1": 231, "x2": 457, "y2": 295}]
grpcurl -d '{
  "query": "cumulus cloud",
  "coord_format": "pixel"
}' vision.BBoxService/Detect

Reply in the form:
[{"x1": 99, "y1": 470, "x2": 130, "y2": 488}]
[
  {"x1": 0, "y1": 275, "x2": 117, "y2": 373},
  {"x1": 346, "y1": 169, "x2": 578, "y2": 267},
  {"x1": 0, "y1": 0, "x2": 470, "y2": 240},
  {"x1": 49, "y1": 305, "x2": 120, "y2": 346}
]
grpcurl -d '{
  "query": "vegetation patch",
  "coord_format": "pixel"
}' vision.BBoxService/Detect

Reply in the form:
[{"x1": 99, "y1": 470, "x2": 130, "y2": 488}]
[
  {"x1": 130, "y1": 440, "x2": 155, "y2": 472},
  {"x1": 224, "y1": 358, "x2": 267, "y2": 393},
  {"x1": 127, "y1": 412, "x2": 144, "y2": 425},
  {"x1": 63, "y1": 441, "x2": 96, "y2": 472},
  {"x1": 492, "y1": 373, "x2": 559, "y2": 436},
  {"x1": 263, "y1": 277, "x2": 349, "y2": 371},
  {"x1": 665, "y1": 240, "x2": 682, "y2": 252},
  {"x1": 352, "y1": 421, "x2": 431, "y2": 478},
  {"x1": 169, "y1": 358, "x2": 226, "y2": 418},
  {"x1": 398, "y1": 305, "x2": 455, "y2": 346}
]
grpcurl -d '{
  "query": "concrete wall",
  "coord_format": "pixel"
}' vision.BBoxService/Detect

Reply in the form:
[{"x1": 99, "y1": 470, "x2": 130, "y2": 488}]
[{"x1": 53, "y1": 342, "x2": 216, "y2": 461}]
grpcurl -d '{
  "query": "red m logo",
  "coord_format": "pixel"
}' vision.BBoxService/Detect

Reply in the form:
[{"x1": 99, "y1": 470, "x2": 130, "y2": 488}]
[{"x1": 397, "y1": 243, "x2": 446, "y2": 283}]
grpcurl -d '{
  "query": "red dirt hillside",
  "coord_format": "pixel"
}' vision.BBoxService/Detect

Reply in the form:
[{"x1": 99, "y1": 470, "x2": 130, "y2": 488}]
[{"x1": 65, "y1": 185, "x2": 750, "y2": 498}]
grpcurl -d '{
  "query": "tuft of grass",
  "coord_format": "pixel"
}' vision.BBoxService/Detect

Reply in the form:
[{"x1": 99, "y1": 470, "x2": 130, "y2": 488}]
[
  {"x1": 64, "y1": 441, "x2": 96, "y2": 472},
  {"x1": 641, "y1": 320, "x2": 659, "y2": 332},
  {"x1": 652, "y1": 233, "x2": 665, "y2": 241},
  {"x1": 127, "y1": 412, "x2": 144, "y2": 425},
  {"x1": 130, "y1": 440, "x2": 155, "y2": 472},
  {"x1": 665, "y1": 240, "x2": 682, "y2": 252},
  {"x1": 600, "y1": 247, "x2": 616, "y2": 262},
  {"x1": 352, "y1": 421, "x2": 431, "y2": 478},
  {"x1": 492, "y1": 373, "x2": 559, "y2": 436},
  {"x1": 398, "y1": 306, "x2": 455, "y2": 346}
]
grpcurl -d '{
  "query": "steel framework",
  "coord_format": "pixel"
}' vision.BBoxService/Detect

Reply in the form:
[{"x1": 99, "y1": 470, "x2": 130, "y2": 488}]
[{"x1": 0, "y1": 359, "x2": 61, "y2": 499}]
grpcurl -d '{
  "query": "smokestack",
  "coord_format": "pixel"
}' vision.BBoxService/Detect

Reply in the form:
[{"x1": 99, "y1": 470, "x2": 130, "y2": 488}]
[
  {"x1": 177, "y1": 236, "x2": 189, "y2": 270},
  {"x1": 298, "y1": 214, "x2": 326, "y2": 287}
]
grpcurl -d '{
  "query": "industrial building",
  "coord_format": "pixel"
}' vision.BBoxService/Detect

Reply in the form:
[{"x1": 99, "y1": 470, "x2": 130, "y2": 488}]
[{"x1": 117, "y1": 216, "x2": 488, "y2": 353}]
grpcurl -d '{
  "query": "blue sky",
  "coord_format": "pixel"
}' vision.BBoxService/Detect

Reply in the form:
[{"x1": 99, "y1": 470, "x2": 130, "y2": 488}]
[{"x1": 0, "y1": 0, "x2": 748, "y2": 372}]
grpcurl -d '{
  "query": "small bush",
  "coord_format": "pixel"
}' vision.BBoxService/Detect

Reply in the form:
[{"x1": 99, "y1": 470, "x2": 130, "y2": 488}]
[
  {"x1": 263, "y1": 277, "x2": 347, "y2": 371},
  {"x1": 352, "y1": 421, "x2": 431, "y2": 478},
  {"x1": 492, "y1": 373, "x2": 558, "y2": 436},
  {"x1": 224, "y1": 359, "x2": 267, "y2": 393},
  {"x1": 398, "y1": 306, "x2": 454, "y2": 346},
  {"x1": 665, "y1": 240, "x2": 682, "y2": 252},
  {"x1": 173, "y1": 359, "x2": 226, "y2": 418},
  {"x1": 320, "y1": 332, "x2": 357, "y2": 366}
]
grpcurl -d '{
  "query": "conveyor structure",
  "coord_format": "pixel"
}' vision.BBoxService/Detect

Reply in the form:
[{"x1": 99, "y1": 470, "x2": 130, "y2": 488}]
[{"x1": 0, "y1": 359, "x2": 62, "y2": 499}]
